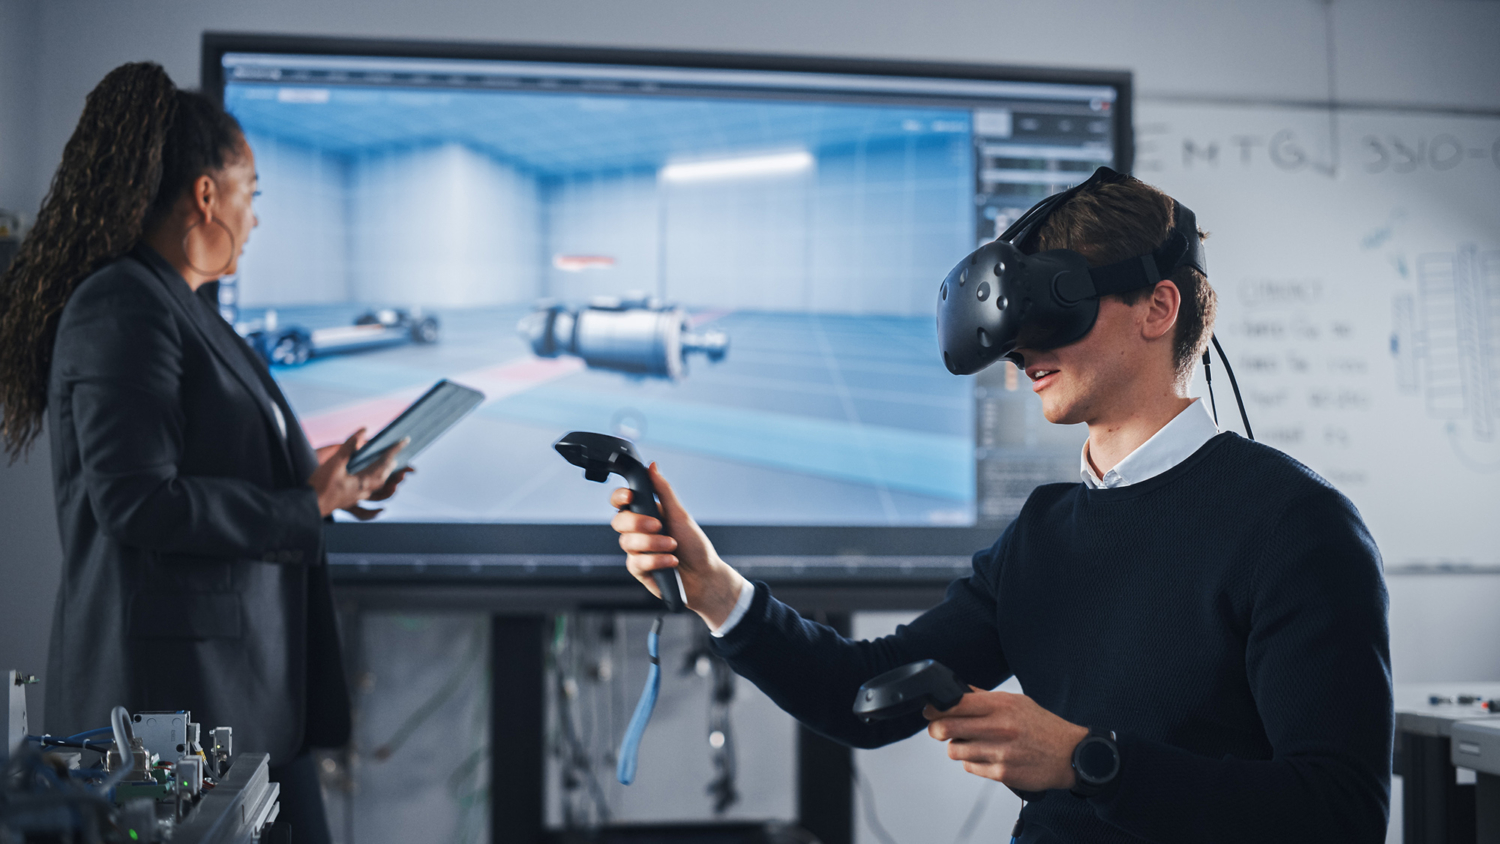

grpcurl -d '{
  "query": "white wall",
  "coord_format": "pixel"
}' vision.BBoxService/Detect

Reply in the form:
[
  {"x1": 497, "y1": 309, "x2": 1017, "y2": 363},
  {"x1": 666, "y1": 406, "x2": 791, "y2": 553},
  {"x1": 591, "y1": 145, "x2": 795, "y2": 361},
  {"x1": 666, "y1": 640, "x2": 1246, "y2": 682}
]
[
  {"x1": 348, "y1": 143, "x2": 542, "y2": 307},
  {"x1": 807, "y1": 136, "x2": 972, "y2": 316},
  {"x1": 542, "y1": 170, "x2": 662, "y2": 302},
  {"x1": 542, "y1": 136, "x2": 971, "y2": 315},
  {"x1": 663, "y1": 166, "x2": 816, "y2": 311},
  {"x1": 235, "y1": 132, "x2": 351, "y2": 305},
  {"x1": 0, "y1": 0, "x2": 39, "y2": 221},
  {"x1": 0, "y1": 0, "x2": 51, "y2": 734},
  {"x1": 229, "y1": 137, "x2": 545, "y2": 308}
]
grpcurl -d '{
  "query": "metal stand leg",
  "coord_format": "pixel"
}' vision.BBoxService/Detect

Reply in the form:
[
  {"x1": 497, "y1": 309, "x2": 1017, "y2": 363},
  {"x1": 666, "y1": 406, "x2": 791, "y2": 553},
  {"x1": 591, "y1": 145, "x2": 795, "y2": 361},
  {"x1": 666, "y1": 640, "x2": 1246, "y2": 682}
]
[
  {"x1": 1400, "y1": 730, "x2": 1476, "y2": 844},
  {"x1": 1478, "y1": 772, "x2": 1500, "y2": 844},
  {"x1": 797, "y1": 612, "x2": 852, "y2": 844},
  {"x1": 492, "y1": 615, "x2": 547, "y2": 844}
]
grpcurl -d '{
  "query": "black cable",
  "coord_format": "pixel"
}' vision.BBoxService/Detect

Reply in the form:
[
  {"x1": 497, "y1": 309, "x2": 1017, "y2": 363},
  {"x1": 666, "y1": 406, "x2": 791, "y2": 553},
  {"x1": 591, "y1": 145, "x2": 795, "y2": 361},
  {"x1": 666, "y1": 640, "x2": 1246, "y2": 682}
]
[
  {"x1": 552, "y1": 613, "x2": 612, "y2": 827},
  {"x1": 707, "y1": 644, "x2": 738, "y2": 814},
  {"x1": 680, "y1": 626, "x2": 740, "y2": 813},
  {"x1": 1210, "y1": 335, "x2": 1254, "y2": 440},
  {"x1": 1201, "y1": 350, "x2": 1218, "y2": 427}
]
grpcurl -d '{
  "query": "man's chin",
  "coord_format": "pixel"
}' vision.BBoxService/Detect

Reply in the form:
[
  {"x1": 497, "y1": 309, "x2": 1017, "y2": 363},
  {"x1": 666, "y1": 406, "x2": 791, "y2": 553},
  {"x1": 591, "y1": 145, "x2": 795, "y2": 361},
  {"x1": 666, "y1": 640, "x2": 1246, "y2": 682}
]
[{"x1": 1040, "y1": 399, "x2": 1085, "y2": 426}]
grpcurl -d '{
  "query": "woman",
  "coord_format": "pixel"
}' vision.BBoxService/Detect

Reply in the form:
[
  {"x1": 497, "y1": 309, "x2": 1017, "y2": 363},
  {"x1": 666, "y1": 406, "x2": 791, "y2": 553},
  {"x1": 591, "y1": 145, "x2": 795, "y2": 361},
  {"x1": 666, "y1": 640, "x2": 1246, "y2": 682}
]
[{"x1": 0, "y1": 63, "x2": 404, "y2": 842}]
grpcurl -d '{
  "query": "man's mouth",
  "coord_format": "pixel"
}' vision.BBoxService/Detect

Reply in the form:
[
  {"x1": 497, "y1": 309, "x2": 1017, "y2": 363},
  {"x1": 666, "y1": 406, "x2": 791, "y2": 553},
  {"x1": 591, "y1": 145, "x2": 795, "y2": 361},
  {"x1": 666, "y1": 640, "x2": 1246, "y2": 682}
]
[{"x1": 1026, "y1": 367, "x2": 1059, "y2": 392}]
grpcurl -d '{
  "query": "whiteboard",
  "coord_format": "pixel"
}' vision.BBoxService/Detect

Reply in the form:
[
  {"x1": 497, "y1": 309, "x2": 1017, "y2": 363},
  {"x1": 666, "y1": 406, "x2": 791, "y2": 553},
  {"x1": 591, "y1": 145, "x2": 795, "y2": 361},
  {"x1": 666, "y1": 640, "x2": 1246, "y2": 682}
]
[{"x1": 1137, "y1": 102, "x2": 1500, "y2": 570}]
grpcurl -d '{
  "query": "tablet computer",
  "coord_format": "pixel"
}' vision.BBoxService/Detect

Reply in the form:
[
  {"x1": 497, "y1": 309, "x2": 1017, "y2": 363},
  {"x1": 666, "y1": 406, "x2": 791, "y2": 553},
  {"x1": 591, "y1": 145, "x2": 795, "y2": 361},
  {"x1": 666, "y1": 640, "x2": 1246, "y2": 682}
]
[{"x1": 346, "y1": 379, "x2": 486, "y2": 475}]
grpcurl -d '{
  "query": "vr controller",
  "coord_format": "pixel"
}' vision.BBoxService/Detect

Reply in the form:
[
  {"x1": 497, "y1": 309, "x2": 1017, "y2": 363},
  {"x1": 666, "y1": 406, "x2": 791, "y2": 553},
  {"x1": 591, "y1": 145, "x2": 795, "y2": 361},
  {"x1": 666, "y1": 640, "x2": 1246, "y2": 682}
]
[
  {"x1": 553, "y1": 431, "x2": 687, "y2": 612},
  {"x1": 852, "y1": 659, "x2": 969, "y2": 722}
]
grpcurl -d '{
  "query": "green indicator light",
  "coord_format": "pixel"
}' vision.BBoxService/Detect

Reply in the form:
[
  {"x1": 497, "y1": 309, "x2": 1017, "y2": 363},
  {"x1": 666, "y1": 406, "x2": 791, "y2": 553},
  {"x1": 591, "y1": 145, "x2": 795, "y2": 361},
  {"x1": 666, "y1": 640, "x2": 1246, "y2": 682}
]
[{"x1": 129, "y1": 831, "x2": 139, "y2": 841}]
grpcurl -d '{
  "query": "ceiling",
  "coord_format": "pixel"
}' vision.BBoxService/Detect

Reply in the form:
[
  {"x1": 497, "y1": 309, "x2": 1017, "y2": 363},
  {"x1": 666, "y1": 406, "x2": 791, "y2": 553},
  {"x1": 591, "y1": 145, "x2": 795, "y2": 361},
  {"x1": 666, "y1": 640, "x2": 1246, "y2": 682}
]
[{"x1": 225, "y1": 83, "x2": 972, "y2": 176}]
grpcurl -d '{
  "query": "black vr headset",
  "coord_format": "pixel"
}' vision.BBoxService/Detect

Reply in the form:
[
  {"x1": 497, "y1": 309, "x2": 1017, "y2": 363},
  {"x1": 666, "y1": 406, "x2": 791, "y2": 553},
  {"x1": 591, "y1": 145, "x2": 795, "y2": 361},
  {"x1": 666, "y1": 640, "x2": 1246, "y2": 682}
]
[
  {"x1": 936, "y1": 166, "x2": 1206, "y2": 375},
  {"x1": 936, "y1": 166, "x2": 1252, "y2": 438}
]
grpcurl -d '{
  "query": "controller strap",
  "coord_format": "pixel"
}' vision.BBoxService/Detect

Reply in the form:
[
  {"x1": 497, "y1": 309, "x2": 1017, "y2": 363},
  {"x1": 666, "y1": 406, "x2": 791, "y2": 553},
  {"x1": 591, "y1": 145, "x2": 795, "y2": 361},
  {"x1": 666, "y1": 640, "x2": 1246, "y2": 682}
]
[{"x1": 617, "y1": 615, "x2": 664, "y2": 785}]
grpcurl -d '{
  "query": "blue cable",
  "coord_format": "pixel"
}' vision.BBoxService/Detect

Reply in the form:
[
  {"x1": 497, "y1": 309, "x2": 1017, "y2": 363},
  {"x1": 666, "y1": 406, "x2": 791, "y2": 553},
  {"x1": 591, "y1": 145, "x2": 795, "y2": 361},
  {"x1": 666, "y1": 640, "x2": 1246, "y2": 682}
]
[
  {"x1": 616, "y1": 616, "x2": 663, "y2": 785},
  {"x1": 65, "y1": 728, "x2": 114, "y2": 742}
]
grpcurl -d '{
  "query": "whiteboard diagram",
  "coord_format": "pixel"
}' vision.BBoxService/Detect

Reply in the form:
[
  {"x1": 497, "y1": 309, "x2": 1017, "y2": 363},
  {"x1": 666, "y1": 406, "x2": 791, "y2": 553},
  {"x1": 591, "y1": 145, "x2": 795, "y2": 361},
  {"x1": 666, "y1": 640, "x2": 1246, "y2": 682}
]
[
  {"x1": 1391, "y1": 245, "x2": 1499, "y2": 448},
  {"x1": 1135, "y1": 101, "x2": 1500, "y2": 567}
]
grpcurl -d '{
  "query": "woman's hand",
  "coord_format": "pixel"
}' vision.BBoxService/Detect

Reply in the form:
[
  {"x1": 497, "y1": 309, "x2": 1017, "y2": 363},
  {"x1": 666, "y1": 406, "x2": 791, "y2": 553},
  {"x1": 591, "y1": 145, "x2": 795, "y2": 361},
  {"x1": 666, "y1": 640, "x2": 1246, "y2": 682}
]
[
  {"x1": 308, "y1": 428, "x2": 409, "y2": 518},
  {"x1": 610, "y1": 463, "x2": 748, "y2": 628}
]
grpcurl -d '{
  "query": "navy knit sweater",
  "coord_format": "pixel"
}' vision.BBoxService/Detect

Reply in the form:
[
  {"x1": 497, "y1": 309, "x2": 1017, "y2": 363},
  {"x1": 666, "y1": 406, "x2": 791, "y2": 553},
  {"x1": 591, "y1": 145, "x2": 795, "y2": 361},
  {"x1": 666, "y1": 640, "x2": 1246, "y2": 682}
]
[{"x1": 711, "y1": 433, "x2": 1392, "y2": 843}]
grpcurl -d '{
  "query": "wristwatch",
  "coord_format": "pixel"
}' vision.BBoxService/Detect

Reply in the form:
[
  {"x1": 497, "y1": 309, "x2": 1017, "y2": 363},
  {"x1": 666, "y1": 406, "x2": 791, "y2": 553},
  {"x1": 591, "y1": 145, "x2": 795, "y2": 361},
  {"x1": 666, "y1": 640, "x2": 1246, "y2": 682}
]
[{"x1": 1070, "y1": 727, "x2": 1120, "y2": 797}]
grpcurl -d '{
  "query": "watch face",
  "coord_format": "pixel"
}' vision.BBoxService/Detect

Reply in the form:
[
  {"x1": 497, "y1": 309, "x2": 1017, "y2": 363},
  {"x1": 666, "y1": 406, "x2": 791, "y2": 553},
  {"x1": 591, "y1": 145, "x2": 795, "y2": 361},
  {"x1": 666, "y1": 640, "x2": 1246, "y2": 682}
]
[{"x1": 1077, "y1": 737, "x2": 1120, "y2": 783}]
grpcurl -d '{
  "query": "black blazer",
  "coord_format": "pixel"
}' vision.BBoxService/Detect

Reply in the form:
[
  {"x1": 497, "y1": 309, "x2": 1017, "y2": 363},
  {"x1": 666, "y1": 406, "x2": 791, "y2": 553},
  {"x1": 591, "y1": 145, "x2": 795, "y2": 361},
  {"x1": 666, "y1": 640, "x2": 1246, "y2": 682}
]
[{"x1": 44, "y1": 244, "x2": 350, "y2": 764}]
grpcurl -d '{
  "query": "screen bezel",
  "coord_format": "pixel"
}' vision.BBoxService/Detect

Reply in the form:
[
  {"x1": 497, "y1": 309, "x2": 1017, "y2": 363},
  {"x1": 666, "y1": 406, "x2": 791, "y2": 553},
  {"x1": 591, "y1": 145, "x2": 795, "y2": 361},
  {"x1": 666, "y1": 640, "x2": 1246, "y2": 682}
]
[{"x1": 202, "y1": 32, "x2": 1131, "y2": 569}]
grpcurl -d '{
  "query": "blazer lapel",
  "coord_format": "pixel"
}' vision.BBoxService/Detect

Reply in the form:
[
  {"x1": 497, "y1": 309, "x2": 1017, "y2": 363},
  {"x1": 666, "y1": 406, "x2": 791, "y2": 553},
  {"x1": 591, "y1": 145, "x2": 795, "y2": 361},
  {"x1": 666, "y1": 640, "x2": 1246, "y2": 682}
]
[
  {"x1": 129, "y1": 245, "x2": 299, "y2": 478},
  {"x1": 243, "y1": 345, "x2": 320, "y2": 481}
]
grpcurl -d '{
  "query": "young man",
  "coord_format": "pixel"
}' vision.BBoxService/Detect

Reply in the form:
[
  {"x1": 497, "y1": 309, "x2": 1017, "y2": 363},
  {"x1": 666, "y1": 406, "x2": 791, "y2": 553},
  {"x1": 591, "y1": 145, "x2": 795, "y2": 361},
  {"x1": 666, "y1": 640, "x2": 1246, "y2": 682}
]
[{"x1": 610, "y1": 173, "x2": 1392, "y2": 842}]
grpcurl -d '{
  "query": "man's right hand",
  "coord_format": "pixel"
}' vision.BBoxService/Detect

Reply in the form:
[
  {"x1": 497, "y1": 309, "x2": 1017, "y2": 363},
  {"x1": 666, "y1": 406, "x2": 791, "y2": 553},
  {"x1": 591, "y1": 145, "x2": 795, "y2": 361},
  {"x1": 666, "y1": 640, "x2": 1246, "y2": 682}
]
[{"x1": 611, "y1": 463, "x2": 748, "y2": 630}]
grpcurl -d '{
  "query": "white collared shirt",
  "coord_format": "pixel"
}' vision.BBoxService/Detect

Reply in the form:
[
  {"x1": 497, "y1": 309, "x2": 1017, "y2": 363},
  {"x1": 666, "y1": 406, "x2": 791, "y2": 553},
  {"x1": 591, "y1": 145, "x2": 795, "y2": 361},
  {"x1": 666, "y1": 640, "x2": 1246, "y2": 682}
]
[
  {"x1": 1080, "y1": 399, "x2": 1220, "y2": 489},
  {"x1": 715, "y1": 399, "x2": 1221, "y2": 638}
]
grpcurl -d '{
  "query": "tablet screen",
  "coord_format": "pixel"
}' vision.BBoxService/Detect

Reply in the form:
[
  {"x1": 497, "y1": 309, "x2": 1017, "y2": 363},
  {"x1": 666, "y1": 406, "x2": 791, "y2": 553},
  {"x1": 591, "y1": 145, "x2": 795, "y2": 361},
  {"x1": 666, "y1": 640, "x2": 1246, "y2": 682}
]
[{"x1": 347, "y1": 380, "x2": 485, "y2": 475}]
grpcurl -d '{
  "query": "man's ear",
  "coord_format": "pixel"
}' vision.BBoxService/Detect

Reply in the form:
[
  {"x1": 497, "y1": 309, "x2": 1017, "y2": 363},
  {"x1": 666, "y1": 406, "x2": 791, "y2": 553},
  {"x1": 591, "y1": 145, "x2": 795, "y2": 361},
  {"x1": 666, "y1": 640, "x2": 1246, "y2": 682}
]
[{"x1": 1142, "y1": 279, "x2": 1181, "y2": 342}]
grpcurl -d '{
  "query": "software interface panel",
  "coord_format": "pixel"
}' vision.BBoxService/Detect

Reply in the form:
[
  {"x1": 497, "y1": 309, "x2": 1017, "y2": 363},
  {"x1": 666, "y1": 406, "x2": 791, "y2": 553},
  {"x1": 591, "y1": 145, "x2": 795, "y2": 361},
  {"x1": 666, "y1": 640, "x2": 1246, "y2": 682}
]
[{"x1": 220, "y1": 52, "x2": 1112, "y2": 525}]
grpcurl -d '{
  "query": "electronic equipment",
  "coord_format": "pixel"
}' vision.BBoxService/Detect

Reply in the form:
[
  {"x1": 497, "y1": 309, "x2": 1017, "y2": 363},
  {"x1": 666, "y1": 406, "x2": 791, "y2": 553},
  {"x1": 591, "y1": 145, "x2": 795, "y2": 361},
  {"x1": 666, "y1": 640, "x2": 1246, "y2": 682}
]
[
  {"x1": 852, "y1": 659, "x2": 969, "y2": 722},
  {"x1": 2, "y1": 676, "x2": 274, "y2": 844},
  {"x1": 553, "y1": 431, "x2": 686, "y2": 612},
  {"x1": 204, "y1": 35, "x2": 1131, "y2": 575},
  {"x1": 4, "y1": 671, "x2": 36, "y2": 767},
  {"x1": 934, "y1": 165, "x2": 1252, "y2": 437},
  {"x1": 346, "y1": 379, "x2": 485, "y2": 475}
]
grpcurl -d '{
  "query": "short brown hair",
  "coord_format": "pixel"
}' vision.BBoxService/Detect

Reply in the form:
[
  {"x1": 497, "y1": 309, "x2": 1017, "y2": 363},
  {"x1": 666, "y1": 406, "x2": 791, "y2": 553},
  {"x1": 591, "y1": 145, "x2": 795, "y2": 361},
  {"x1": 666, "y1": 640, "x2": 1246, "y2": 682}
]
[{"x1": 1034, "y1": 176, "x2": 1215, "y2": 380}]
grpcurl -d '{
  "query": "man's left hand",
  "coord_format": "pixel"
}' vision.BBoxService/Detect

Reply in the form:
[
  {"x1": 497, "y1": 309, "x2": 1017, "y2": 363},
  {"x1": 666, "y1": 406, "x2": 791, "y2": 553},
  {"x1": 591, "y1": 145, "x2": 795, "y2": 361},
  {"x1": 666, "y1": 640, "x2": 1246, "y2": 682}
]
[
  {"x1": 925, "y1": 688, "x2": 1088, "y2": 792},
  {"x1": 314, "y1": 443, "x2": 414, "y2": 520}
]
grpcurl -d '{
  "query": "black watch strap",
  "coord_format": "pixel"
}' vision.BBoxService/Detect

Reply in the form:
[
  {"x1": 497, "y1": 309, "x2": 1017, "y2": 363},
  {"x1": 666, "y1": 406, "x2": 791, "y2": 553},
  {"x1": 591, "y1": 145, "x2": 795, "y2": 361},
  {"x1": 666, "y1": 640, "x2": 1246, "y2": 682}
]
[{"x1": 1070, "y1": 727, "x2": 1120, "y2": 798}]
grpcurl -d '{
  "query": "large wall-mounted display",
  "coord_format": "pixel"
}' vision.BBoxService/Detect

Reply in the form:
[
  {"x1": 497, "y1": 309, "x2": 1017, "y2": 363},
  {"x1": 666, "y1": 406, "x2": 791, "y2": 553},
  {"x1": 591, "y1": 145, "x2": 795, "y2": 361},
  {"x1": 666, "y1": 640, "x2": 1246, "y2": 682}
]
[{"x1": 204, "y1": 35, "x2": 1130, "y2": 571}]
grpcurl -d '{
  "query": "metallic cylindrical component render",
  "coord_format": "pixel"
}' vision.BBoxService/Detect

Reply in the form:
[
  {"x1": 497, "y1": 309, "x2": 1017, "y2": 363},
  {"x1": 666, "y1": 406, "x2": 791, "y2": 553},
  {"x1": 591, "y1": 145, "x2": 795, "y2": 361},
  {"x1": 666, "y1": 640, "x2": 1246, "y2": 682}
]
[
  {"x1": 519, "y1": 300, "x2": 729, "y2": 380},
  {"x1": 573, "y1": 307, "x2": 687, "y2": 379}
]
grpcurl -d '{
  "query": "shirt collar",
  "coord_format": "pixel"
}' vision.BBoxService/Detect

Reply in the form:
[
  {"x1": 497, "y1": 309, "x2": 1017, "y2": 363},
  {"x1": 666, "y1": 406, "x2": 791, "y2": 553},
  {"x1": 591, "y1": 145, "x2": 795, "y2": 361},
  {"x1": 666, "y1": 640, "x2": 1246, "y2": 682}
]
[{"x1": 1081, "y1": 399, "x2": 1220, "y2": 489}]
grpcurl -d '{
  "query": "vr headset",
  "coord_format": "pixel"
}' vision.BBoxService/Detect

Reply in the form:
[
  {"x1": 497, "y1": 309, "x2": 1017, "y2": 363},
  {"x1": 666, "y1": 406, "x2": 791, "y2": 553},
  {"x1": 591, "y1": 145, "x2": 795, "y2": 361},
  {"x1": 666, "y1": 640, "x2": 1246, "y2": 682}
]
[{"x1": 936, "y1": 166, "x2": 1207, "y2": 376}]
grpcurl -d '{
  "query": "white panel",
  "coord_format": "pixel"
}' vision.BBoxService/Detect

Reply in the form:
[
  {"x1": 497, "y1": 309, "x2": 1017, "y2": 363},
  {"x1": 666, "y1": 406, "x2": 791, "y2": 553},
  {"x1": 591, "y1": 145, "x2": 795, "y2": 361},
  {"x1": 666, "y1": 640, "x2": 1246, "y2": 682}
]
[
  {"x1": 0, "y1": 0, "x2": 39, "y2": 214},
  {"x1": 542, "y1": 171, "x2": 660, "y2": 303},
  {"x1": 662, "y1": 165, "x2": 814, "y2": 311},
  {"x1": 1388, "y1": 574, "x2": 1500, "y2": 684},
  {"x1": 809, "y1": 137, "x2": 972, "y2": 317},
  {"x1": 234, "y1": 133, "x2": 348, "y2": 306},
  {"x1": 347, "y1": 143, "x2": 541, "y2": 307}
]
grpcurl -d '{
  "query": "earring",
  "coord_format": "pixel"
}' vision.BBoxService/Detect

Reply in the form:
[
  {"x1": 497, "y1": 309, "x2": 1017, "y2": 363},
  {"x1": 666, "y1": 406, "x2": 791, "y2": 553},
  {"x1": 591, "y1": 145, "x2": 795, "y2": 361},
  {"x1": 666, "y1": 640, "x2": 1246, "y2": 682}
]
[{"x1": 181, "y1": 217, "x2": 237, "y2": 277}]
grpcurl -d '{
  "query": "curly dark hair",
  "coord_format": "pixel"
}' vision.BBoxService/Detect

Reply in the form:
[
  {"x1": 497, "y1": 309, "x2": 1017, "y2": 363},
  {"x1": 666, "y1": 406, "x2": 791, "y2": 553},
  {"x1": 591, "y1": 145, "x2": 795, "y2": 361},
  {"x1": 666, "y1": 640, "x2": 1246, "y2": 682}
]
[{"x1": 0, "y1": 62, "x2": 243, "y2": 459}]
